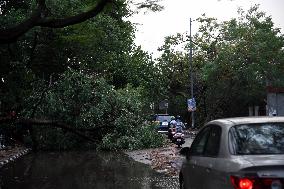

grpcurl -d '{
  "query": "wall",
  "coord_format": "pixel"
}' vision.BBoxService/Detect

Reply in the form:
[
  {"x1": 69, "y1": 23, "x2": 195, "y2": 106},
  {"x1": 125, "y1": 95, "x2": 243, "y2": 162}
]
[{"x1": 267, "y1": 92, "x2": 284, "y2": 116}]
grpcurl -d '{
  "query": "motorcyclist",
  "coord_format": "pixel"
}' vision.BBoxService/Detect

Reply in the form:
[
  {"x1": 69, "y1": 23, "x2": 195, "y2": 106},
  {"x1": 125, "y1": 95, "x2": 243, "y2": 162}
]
[
  {"x1": 175, "y1": 115, "x2": 185, "y2": 133},
  {"x1": 168, "y1": 116, "x2": 176, "y2": 140},
  {"x1": 169, "y1": 116, "x2": 177, "y2": 127}
]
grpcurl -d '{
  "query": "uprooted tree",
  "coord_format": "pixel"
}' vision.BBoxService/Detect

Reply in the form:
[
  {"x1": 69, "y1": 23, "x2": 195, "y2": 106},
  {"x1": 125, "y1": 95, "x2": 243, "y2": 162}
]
[{"x1": 0, "y1": 0, "x2": 166, "y2": 151}]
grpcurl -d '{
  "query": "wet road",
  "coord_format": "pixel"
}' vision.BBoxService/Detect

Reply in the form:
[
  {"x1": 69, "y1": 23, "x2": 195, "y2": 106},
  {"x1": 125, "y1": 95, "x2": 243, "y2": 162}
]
[{"x1": 0, "y1": 151, "x2": 179, "y2": 189}]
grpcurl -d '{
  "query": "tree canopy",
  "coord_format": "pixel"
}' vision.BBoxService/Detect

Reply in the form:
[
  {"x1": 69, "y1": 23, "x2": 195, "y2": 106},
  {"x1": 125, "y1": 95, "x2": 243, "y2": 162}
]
[{"x1": 156, "y1": 5, "x2": 284, "y2": 124}]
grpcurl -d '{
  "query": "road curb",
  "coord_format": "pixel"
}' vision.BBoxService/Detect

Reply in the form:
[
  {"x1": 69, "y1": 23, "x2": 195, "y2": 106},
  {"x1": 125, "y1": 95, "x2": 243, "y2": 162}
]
[{"x1": 0, "y1": 148, "x2": 31, "y2": 168}]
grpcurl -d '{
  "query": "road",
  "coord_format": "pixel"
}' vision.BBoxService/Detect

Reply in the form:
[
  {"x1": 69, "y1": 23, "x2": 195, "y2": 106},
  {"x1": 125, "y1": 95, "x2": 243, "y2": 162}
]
[
  {"x1": 183, "y1": 136, "x2": 194, "y2": 148},
  {"x1": 0, "y1": 151, "x2": 182, "y2": 189},
  {"x1": 0, "y1": 137, "x2": 194, "y2": 189}
]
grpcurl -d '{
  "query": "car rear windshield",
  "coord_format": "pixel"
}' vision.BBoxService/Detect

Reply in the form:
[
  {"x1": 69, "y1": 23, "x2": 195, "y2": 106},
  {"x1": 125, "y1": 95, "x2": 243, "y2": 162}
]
[
  {"x1": 156, "y1": 116, "x2": 171, "y2": 122},
  {"x1": 229, "y1": 123, "x2": 284, "y2": 155}
]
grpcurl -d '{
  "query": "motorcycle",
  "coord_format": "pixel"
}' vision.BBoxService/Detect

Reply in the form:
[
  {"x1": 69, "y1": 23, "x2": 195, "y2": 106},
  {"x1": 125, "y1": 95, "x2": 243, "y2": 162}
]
[
  {"x1": 168, "y1": 125, "x2": 176, "y2": 140},
  {"x1": 172, "y1": 131, "x2": 185, "y2": 148}
]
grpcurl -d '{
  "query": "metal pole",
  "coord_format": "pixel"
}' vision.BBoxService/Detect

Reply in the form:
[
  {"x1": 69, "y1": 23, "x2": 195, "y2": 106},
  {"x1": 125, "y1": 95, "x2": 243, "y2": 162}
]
[{"x1": 189, "y1": 18, "x2": 195, "y2": 128}]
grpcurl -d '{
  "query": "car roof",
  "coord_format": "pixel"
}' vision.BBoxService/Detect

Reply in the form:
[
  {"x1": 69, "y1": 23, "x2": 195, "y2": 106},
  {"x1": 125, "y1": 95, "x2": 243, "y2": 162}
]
[
  {"x1": 206, "y1": 116, "x2": 284, "y2": 127},
  {"x1": 155, "y1": 114, "x2": 170, "y2": 116}
]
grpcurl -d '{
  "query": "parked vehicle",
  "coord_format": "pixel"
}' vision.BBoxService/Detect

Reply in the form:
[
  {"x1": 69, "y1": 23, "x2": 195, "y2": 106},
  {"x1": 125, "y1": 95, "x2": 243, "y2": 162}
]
[
  {"x1": 153, "y1": 114, "x2": 172, "y2": 133},
  {"x1": 179, "y1": 117, "x2": 284, "y2": 189}
]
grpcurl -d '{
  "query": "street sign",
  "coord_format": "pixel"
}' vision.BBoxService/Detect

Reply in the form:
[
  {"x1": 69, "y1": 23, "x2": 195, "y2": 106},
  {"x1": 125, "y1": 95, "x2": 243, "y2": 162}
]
[
  {"x1": 159, "y1": 100, "x2": 168, "y2": 110},
  {"x1": 187, "y1": 98, "x2": 196, "y2": 112}
]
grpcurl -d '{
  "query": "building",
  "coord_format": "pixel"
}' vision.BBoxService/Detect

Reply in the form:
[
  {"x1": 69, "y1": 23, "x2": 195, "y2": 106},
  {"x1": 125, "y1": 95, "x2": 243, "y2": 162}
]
[{"x1": 266, "y1": 86, "x2": 284, "y2": 116}]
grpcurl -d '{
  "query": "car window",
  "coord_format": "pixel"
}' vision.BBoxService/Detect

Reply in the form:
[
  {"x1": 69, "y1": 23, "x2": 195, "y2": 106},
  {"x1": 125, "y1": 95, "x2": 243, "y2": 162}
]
[
  {"x1": 156, "y1": 116, "x2": 171, "y2": 122},
  {"x1": 190, "y1": 127, "x2": 210, "y2": 156},
  {"x1": 203, "y1": 125, "x2": 222, "y2": 157},
  {"x1": 229, "y1": 123, "x2": 284, "y2": 155}
]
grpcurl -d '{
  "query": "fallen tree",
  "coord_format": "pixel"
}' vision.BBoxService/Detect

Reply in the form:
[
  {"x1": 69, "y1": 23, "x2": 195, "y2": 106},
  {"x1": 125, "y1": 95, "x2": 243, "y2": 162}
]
[{"x1": 0, "y1": 116, "x2": 99, "y2": 151}]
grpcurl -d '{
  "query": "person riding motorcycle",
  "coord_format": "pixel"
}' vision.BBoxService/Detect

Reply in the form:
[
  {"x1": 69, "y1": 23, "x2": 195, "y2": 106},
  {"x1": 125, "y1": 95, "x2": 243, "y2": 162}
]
[
  {"x1": 169, "y1": 116, "x2": 177, "y2": 127},
  {"x1": 175, "y1": 115, "x2": 185, "y2": 133},
  {"x1": 173, "y1": 115, "x2": 186, "y2": 147},
  {"x1": 168, "y1": 116, "x2": 176, "y2": 140}
]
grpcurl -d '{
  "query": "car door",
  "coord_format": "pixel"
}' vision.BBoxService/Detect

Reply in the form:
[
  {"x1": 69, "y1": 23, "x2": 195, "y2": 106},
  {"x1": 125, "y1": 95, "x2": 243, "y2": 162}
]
[
  {"x1": 182, "y1": 127, "x2": 211, "y2": 189},
  {"x1": 189, "y1": 125, "x2": 222, "y2": 189},
  {"x1": 201, "y1": 125, "x2": 222, "y2": 189}
]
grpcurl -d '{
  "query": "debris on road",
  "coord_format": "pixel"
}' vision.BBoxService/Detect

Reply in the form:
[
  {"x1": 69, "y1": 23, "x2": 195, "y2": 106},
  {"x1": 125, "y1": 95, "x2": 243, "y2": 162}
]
[{"x1": 126, "y1": 138, "x2": 193, "y2": 176}]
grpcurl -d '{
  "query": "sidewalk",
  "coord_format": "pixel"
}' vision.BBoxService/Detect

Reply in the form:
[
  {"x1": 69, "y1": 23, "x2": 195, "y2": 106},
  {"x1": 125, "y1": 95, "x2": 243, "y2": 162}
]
[{"x1": 0, "y1": 146, "x2": 30, "y2": 168}]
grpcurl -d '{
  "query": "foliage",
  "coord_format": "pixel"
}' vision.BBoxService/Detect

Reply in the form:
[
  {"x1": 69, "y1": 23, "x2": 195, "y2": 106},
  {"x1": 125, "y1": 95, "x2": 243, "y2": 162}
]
[
  {"x1": 20, "y1": 69, "x2": 165, "y2": 150},
  {"x1": 3, "y1": 1, "x2": 282, "y2": 151},
  {"x1": 131, "y1": 0, "x2": 164, "y2": 13},
  {"x1": 0, "y1": 0, "x2": 165, "y2": 151},
  {"x1": 100, "y1": 122, "x2": 165, "y2": 151},
  {"x1": 155, "y1": 34, "x2": 191, "y2": 122},
  {"x1": 195, "y1": 5, "x2": 284, "y2": 120},
  {"x1": 157, "y1": 5, "x2": 284, "y2": 126}
]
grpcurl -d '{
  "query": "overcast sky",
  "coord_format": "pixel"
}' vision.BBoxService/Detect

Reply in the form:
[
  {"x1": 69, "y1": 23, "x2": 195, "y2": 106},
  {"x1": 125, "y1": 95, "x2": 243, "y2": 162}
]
[{"x1": 128, "y1": 0, "x2": 284, "y2": 57}]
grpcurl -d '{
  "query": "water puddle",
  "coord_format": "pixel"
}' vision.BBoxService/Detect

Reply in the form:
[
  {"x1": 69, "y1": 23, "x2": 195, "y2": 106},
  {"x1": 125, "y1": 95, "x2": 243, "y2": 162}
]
[{"x1": 0, "y1": 151, "x2": 179, "y2": 189}]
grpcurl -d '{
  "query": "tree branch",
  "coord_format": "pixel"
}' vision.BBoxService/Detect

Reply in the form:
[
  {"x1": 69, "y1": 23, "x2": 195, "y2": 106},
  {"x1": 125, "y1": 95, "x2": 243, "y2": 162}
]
[
  {"x1": 19, "y1": 118, "x2": 97, "y2": 142},
  {"x1": 0, "y1": 5, "x2": 44, "y2": 44},
  {"x1": 37, "y1": 0, "x2": 111, "y2": 28},
  {"x1": 0, "y1": 0, "x2": 111, "y2": 44},
  {"x1": 0, "y1": 117, "x2": 97, "y2": 142}
]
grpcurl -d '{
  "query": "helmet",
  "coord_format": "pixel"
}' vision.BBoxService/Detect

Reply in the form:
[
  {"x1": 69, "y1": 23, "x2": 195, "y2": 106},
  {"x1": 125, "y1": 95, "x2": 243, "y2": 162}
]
[
  {"x1": 176, "y1": 115, "x2": 181, "y2": 119},
  {"x1": 171, "y1": 116, "x2": 175, "y2": 120}
]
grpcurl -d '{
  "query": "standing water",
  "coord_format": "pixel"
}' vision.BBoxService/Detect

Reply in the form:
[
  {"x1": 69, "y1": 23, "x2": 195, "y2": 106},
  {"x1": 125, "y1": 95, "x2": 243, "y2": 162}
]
[{"x1": 0, "y1": 151, "x2": 178, "y2": 189}]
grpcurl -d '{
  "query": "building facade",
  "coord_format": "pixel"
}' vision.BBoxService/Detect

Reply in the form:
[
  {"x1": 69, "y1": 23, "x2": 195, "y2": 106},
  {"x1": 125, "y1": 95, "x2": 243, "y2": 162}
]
[{"x1": 266, "y1": 86, "x2": 284, "y2": 116}]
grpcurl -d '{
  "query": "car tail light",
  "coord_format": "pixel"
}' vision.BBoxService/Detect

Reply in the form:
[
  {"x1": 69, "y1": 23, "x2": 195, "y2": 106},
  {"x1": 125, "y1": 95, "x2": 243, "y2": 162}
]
[
  {"x1": 239, "y1": 178, "x2": 253, "y2": 189},
  {"x1": 231, "y1": 176, "x2": 284, "y2": 189},
  {"x1": 231, "y1": 176, "x2": 254, "y2": 189}
]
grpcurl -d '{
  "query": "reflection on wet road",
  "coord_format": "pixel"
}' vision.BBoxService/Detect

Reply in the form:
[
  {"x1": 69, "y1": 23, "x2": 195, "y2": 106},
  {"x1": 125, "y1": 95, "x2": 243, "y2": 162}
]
[{"x1": 0, "y1": 151, "x2": 179, "y2": 189}]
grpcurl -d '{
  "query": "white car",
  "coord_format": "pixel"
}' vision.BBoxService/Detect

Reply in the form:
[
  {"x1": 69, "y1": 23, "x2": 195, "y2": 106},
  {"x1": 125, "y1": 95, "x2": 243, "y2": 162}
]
[{"x1": 179, "y1": 117, "x2": 284, "y2": 189}]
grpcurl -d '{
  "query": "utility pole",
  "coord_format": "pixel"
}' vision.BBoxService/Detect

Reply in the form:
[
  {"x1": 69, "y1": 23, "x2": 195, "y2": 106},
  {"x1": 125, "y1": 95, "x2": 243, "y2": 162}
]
[{"x1": 189, "y1": 18, "x2": 195, "y2": 128}]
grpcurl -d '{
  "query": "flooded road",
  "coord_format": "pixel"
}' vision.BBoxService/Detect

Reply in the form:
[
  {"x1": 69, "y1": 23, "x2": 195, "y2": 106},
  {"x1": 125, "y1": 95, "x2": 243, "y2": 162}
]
[{"x1": 0, "y1": 151, "x2": 179, "y2": 189}]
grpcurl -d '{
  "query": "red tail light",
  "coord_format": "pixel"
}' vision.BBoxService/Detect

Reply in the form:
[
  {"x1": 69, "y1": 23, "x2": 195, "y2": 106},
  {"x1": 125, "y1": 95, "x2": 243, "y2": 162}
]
[
  {"x1": 231, "y1": 175, "x2": 284, "y2": 189},
  {"x1": 239, "y1": 178, "x2": 253, "y2": 189},
  {"x1": 231, "y1": 176, "x2": 254, "y2": 189}
]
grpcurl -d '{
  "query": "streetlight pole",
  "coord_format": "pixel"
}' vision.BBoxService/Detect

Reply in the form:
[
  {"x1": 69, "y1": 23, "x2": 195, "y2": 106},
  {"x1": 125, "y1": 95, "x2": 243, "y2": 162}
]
[{"x1": 189, "y1": 18, "x2": 195, "y2": 128}]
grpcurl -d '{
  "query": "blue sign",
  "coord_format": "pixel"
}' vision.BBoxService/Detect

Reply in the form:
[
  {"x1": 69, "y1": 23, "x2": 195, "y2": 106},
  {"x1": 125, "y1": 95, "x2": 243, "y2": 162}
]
[{"x1": 187, "y1": 98, "x2": 196, "y2": 112}]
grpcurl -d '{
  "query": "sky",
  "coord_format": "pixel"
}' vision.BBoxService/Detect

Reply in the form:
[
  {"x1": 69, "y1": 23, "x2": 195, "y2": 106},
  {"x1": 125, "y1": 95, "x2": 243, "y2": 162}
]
[{"x1": 128, "y1": 0, "x2": 284, "y2": 57}]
